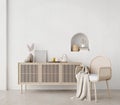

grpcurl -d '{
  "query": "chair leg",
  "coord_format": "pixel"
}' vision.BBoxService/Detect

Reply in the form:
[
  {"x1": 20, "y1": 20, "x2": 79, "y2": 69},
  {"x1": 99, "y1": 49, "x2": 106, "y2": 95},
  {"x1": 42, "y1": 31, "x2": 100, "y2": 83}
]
[
  {"x1": 90, "y1": 82, "x2": 93, "y2": 96},
  {"x1": 21, "y1": 85, "x2": 23, "y2": 94},
  {"x1": 25, "y1": 85, "x2": 27, "y2": 91},
  {"x1": 89, "y1": 82, "x2": 93, "y2": 101},
  {"x1": 88, "y1": 81, "x2": 91, "y2": 101},
  {"x1": 106, "y1": 80, "x2": 111, "y2": 97},
  {"x1": 93, "y1": 82, "x2": 97, "y2": 102}
]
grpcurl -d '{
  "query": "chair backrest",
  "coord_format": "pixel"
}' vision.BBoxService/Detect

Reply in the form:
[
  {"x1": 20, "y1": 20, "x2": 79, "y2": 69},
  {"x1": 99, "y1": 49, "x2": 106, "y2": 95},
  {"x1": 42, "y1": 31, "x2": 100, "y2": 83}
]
[{"x1": 90, "y1": 56, "x2": 111, "y2": 74}]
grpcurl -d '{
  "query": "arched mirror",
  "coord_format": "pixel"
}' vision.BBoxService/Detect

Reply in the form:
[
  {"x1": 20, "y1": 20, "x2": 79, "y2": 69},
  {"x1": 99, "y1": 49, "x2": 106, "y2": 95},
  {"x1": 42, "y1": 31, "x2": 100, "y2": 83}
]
[{"x1": 71, "y1": 33, "x2": 89, "y2": 52}]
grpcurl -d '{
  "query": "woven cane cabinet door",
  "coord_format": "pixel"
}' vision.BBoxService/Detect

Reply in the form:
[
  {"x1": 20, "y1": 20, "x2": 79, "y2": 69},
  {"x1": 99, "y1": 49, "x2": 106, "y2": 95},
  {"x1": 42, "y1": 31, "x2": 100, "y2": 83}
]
[
  {"x1": 61, "y1": 63, "x2": 80, "y2": 84},
  {"x1": 18, "y1": 63, "x2": 39, "y2": 84},
  {"x1": 18, "y1": 62, "x2": 81, "y2": 92},
  {"x1": 41, "y1": 63, "x2": 59, "y2": 83}
]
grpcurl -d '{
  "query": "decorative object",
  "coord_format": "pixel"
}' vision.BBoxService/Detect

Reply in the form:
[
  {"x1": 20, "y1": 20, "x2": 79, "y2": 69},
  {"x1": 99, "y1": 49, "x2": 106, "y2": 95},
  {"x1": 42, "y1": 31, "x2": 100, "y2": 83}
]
[
  {"x1": 71, "y1": 33, "x2": 89, "y2": 52},
  {"x1": 60, "y1": 54, "x2": 67, "y2": 62},
  {"x1": 25, "y1": 43, "x2": 34, "y2": 62},
  {"x1": 48, "y1": 58, "x2": 61, "y2": 63},
  {"x1": 25, "y1": 53, "x2": 33, "y2": 62},
  {"x1": 34, "y1": 50, "x2": 47, "y2": 62},
  {"x1": 27, "y1": 43, "x2": 34, "y2": 52},
  {"x1": 52, "y1": 57, "x2": 56, "y2": 62},
  {"x1": 81, "y1": 44, "x2": 85, "y2": 48},
  {"x1": 72, "y1": 44, "x2": 79, "y2": 51}
]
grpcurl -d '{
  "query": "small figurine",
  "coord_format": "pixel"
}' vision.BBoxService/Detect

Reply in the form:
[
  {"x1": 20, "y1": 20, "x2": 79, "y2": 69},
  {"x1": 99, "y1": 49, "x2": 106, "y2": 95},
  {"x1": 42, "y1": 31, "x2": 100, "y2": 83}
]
[{"x1": 25, "y1": 43, "x2": 34, "y2": 62}]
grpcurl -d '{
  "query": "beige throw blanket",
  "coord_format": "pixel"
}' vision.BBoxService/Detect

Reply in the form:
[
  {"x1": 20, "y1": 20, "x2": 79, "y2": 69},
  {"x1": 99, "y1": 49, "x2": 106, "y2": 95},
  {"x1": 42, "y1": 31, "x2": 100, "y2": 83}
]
[{"x1": 75, "y1": 66, "x2": 91, "y2": 101}]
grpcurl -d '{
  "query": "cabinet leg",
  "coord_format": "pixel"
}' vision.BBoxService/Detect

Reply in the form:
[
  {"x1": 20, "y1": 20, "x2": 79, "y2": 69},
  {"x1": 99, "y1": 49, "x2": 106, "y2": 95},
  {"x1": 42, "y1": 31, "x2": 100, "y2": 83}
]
[
  {"x1": 25, "y1": 85, "x2": 27, "y2": 91},
  {"x1": 21, "y1": 85, "x2": 23, "y2": 94}
]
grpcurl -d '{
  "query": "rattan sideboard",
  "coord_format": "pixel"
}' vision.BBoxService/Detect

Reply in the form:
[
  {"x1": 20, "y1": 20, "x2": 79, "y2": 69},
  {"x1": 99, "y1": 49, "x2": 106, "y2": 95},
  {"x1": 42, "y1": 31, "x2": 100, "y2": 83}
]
[{"x1": 18, "y1": 62, "x2": 81, "y2": 92}]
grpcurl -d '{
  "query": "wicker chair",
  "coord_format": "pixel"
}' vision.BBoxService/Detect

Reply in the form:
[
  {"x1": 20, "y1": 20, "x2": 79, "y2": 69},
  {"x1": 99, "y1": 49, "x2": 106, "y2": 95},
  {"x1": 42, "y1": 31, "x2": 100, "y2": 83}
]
[{"x1": 89, "y1": 56, "x2": 112, "y2": 102}]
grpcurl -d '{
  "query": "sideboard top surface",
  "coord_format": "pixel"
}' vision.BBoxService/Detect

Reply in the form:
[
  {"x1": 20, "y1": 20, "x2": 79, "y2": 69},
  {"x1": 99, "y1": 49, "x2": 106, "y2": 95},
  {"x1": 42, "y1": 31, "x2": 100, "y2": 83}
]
[{"x1": 18, "y1": 62, "x2": 82, "y2": 65}]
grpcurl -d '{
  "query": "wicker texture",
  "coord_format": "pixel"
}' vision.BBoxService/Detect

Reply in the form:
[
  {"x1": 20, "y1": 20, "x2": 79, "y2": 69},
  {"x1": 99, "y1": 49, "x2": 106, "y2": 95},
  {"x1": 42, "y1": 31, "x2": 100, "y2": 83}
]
[
  {"x1": 62, "y1": 65, "x2": 77, "y2": 82},
  {"x1": 89, "y1": 56, "x2": 112, "y2": 102},
  {"x1": 42, "y1": 64, "x2": 59, "y2": 82},
  {"x1": 90, "y1": 56, "x2": 112, "y2": 81},
  {"x1": 20, "y1": 64, "x2": 38, "y2": 83}
]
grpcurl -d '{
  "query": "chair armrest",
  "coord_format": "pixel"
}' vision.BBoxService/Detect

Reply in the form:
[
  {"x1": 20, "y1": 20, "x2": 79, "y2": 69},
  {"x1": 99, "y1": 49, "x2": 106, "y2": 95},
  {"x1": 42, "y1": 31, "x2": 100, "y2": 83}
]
[{"x1": 98, "y1": 67, "x2": 112, "y2": 81}]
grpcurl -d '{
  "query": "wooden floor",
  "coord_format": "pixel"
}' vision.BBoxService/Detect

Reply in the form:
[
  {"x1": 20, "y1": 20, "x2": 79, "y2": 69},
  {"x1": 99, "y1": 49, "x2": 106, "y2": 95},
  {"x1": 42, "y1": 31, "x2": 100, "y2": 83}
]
[{"x1": 0, "y1": 90, "x2": 120, "y2": 105}]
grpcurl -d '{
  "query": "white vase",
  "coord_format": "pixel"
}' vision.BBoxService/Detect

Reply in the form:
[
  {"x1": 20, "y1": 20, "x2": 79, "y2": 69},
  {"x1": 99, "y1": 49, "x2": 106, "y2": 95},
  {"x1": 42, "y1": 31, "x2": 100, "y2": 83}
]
[{"x1": 61, "y1": 54, "x2": 67, "y2": 62}]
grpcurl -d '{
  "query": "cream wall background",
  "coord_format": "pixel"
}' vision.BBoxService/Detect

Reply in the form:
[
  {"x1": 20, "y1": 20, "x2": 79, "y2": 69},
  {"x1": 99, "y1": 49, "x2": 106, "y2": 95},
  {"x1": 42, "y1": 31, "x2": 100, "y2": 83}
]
[{"x1": 0, "y1": 0, "x2": 120, "y2": 90}]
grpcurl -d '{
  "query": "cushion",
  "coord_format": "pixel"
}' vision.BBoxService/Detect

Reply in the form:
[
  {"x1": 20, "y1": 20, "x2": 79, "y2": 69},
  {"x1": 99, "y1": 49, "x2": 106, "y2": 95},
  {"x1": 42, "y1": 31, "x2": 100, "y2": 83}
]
[{"x1": 89, "y1": 74, "x2": 98, "y2": 82}]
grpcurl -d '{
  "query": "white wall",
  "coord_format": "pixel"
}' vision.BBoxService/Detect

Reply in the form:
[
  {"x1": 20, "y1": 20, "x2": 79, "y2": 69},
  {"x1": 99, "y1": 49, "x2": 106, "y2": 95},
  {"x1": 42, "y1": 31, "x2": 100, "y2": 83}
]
[
  {"x1": 0, "y1": 0, "x2": 7, "y2": 90},
  {"x1": 8, "y1": 0, "x2": 120, "y2": 89}
]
